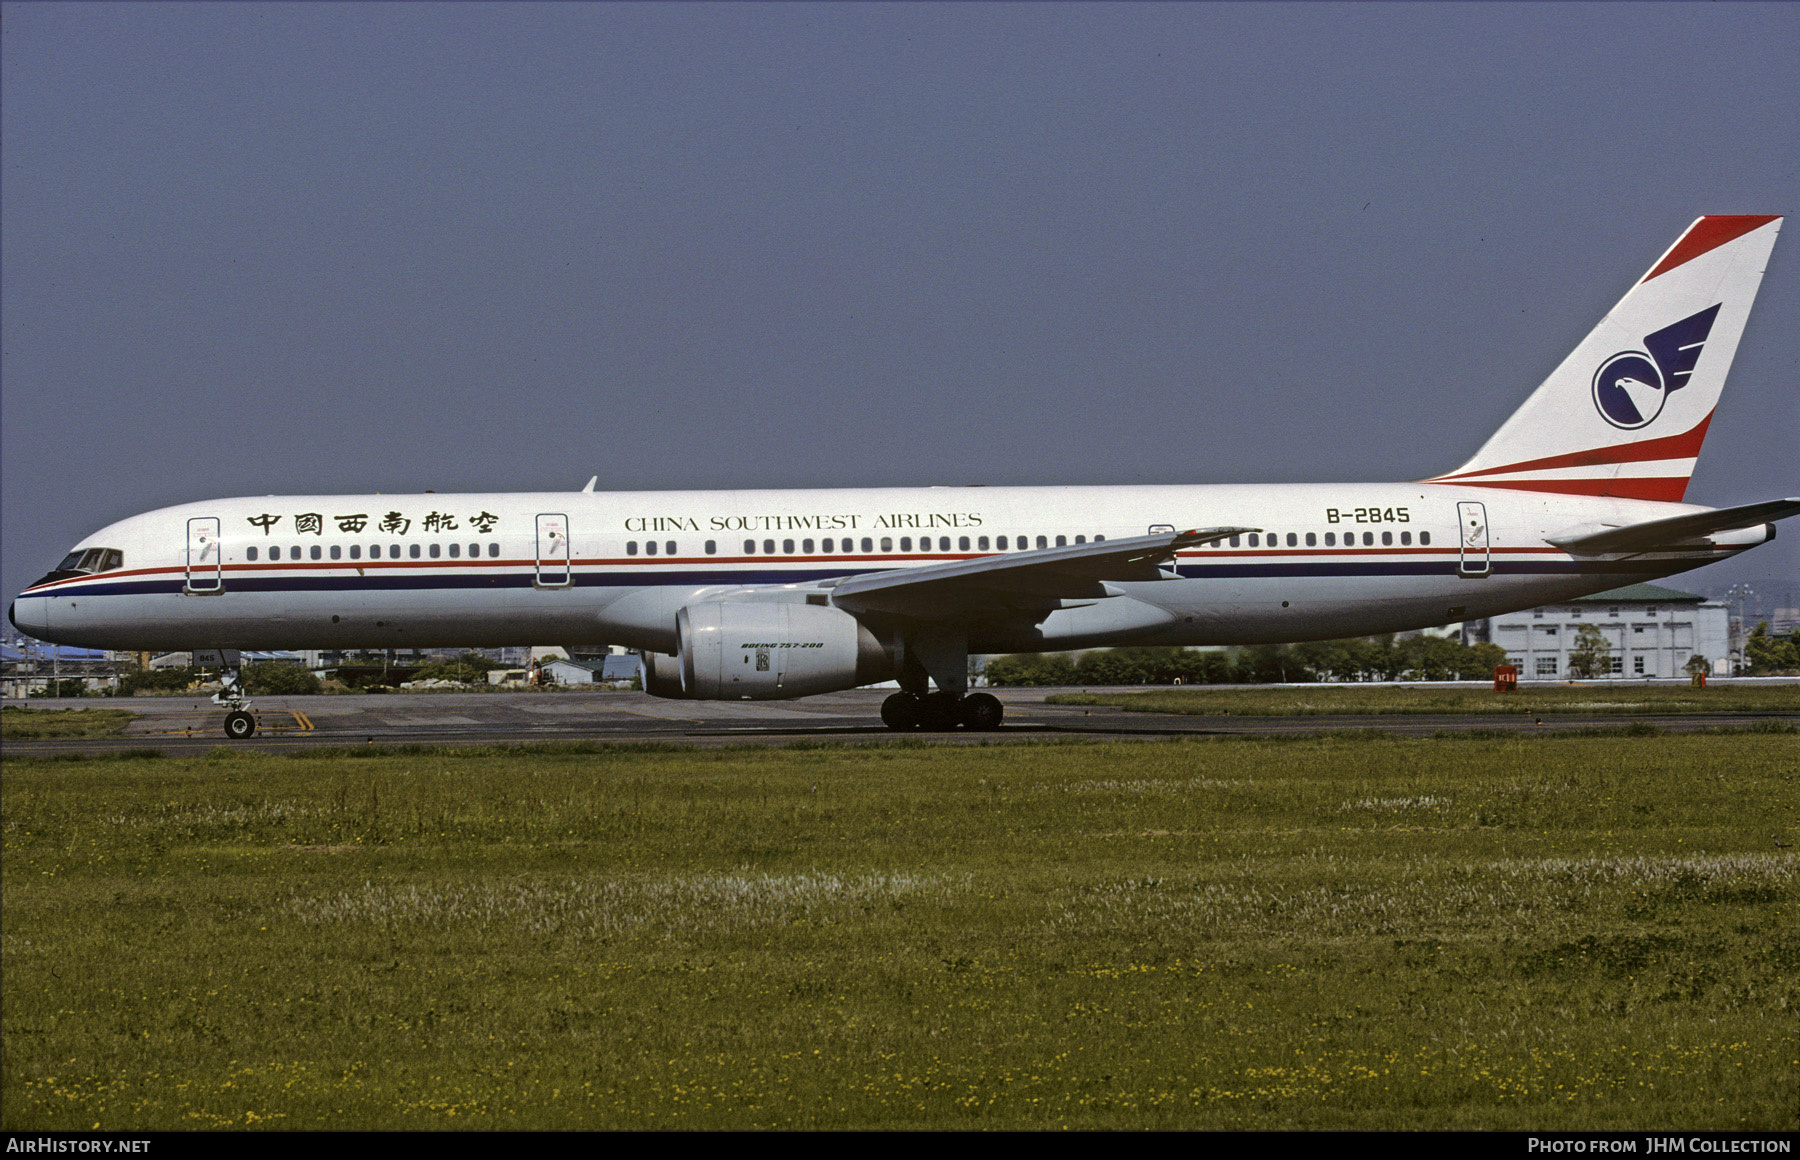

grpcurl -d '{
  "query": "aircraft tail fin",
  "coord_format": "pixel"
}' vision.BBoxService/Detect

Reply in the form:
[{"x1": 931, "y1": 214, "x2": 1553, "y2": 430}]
[{"x1": 1425, "y1": 215, "x2": 1781, "y2": 501}]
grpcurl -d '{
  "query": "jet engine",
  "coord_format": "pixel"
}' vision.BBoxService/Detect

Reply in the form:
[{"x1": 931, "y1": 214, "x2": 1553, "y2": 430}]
[{"x1": 657, "y1": 601, "x2": 889, "y2": 700}]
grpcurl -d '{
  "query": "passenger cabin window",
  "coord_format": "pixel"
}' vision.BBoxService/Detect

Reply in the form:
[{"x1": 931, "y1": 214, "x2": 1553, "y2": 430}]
[
  {"x1": 862, "y1": 538, "x2": 874, "y2": 552},
  {"x1": 802, "y1": 539, "x2": 814, "y2": 554},
  {"x1": 666, "y1": 541, "x2": 676, "y2": 555},
  {"x1": 247, "y1": 546, "x2": 259, "y2": 561},
  {"x1": 1306, "y1": 533, "x2": 1316, "y2": 546},
  {"x1": 880, "y1": 537, "x2": 893, "y2": 552},
  {"x1": 330, "y1": 545, "x2": 342, "y2": 560},
  {"x1": 1381, "y1": 532, "x2": 1392, "y2": 546},
  {"x1": 705, "y1": 540, "x2": 717, "y2": 555},
  {"x1": 1324, "y1": 533, "x2": 1336, "y2": 546},
  {"x1": 977, "y1": 536, "x2": 989, "y2": 550},
  {"x1": 783, "y1": 539, "x2": 795, "y2": 554},
  {"x1": 822, "y1": 539, "x2": 833, "y2": 553},
  {"x1": 763, "y1": 540, "x2": 775, "y2": 555},
  {"x1": 744, "y1": 539, "x2": 756, "y2": 554},
  {"x1": 961, "y1": 536, "x2": 972, "y2": 551},
  {"x1": 448, "y1": 543, "x2": 460, "y2": 558},
  {"x1": 1419, "y1": 531, "x2": 1431, "y2": 546},
  {"x1": 647, "y1": 541, "x2": 658, "y2": 556},
  {"x1": 1400, "y1": 531, "x2": 1411, "y2": 545},
  {"x1": 1036, "y1": 536, "x2": 1048, "y2": 549},
  {"x1": 1055, "y1": 535, "x2": 1067, "y2": 547},
  {"x1": 429, "y1": 544, "x2": 441, "y2": 558},
  {"x1": 349, "y1": 545, "x2": 361, "y2": 560},
  {"x1": 488, "y1": 543, "x2": 499, "y2": 557},
  {"x1": 270, "y1": 546, "x2": 282, "y2": 561},
  {"x1": 900, "y1": 537, "x2": 912, "y2": 552},
  {"x1": 409, "y1": 544, "x2": 422, "y2": 559}
]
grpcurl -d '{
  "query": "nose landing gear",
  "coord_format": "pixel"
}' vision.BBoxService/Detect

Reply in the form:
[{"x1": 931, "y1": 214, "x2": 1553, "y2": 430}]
[{"x1": 212, "y1": 668, "x2": 257, "y2": 738}]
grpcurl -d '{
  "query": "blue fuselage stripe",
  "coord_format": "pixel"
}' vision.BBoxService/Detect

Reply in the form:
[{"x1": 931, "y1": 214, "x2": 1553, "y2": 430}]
[{"x1": 27, "y1": 556, "x2": 1650, "y2": 600}]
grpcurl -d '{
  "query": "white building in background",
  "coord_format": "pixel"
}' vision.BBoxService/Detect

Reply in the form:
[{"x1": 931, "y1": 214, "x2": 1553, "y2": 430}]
[{"x1": 1474, "y1": 583, "x2": 1730, "y2": 679}]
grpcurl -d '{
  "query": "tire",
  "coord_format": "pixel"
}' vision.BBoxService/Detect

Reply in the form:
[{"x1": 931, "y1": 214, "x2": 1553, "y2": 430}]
[
  {"x1": 958, "y1": 692, "x2": 1004, "y2": 731},
  {"x1": 880, "y1": 692, "x2": 922, "y2": 731},
  {"x1": 919, "y1": 691, "x2": 964, "y2": 732},
  {"x1": 224, "y1": 710, "x2": 256, "y2": 739}
]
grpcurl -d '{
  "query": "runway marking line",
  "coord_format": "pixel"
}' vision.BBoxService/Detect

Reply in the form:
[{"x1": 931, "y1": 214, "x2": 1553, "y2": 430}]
[{"x1": 291, "y1": 710, "x2": 315, "y2": 731}]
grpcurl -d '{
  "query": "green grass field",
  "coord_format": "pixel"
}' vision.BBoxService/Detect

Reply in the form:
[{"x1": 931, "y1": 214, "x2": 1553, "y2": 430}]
[
  {"x1": 3, "y1": 732, "x2": 1795, "y2": 1130},
  {"x1": 1048, "y1": 683, "x2": 1800, "y2": 717},
  {"x1": 0, "y1": 706, "x2": 139, "y2": 739}
]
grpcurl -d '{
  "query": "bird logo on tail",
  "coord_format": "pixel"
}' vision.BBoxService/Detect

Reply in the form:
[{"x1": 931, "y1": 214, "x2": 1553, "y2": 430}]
[{"x1": 1591, "y1": 304, "x2": 1720, "y2": 430}]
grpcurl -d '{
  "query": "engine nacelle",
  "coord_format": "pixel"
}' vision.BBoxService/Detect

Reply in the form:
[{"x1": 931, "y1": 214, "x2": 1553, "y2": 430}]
[{"x1": 675, "y1": 601, "x2": 890, "y2": 700}]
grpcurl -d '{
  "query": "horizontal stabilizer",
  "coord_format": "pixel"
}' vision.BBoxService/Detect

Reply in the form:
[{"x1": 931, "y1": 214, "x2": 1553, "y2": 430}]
[
  {"x1": 1547, "y1": 497, "x2": 1800, "y2": 555},
  {"x1": 829, "y1": 526, "x2": 1255, "y2": 618}
]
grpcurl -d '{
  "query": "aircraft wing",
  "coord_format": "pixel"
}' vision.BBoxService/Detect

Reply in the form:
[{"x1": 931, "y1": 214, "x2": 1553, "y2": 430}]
[
  {"x1": 826, "y1": 526, "x2": 1255, "y2": 619},
  {"x1": 1547, "y1": 497, "x2": 1800, "y2": 555}
]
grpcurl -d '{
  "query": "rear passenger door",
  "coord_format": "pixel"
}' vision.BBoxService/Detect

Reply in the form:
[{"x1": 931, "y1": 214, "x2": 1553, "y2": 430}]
[{"x1": 1456, "y1": 501, "x2": 1490, "y2": 578}]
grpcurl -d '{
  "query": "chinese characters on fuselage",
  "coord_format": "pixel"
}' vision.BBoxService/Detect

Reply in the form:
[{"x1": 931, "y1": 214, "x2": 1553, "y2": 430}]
[{"x1": 246, "y1": 510, "x2": 500, "y2": 535}]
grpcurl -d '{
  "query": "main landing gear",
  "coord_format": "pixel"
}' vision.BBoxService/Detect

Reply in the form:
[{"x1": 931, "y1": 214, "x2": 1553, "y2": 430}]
[
  {"x1": 212, "y1": 669, "x2": 257, "y2": 739},
  {"x1": 881, "y1": 690, "x2": 1004, "y2": 732}
]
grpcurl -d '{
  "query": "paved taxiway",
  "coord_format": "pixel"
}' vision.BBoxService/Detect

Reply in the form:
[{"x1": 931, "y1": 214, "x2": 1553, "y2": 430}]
[{"x1": 6, "y1": 687, "x2": 1795, "y2": 757}]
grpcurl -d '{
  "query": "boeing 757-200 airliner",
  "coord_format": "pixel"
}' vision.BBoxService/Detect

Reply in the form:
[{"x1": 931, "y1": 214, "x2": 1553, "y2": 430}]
[{"x1": 11, "y1": 216, "x2": 1796, "y2": 735}]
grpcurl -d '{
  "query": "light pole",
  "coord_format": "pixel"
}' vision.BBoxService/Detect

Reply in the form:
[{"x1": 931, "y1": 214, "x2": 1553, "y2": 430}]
[{"x1": 1725, "y1": 583, "x2": 1758, "y2": 674}]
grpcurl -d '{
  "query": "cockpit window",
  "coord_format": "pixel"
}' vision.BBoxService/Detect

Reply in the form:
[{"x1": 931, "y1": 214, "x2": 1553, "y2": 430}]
[{"x1": 39, "y1": 547, "x2": 125, "y2": 585}]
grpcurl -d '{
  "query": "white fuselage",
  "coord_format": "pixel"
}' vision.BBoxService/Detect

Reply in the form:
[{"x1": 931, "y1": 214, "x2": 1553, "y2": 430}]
[{"x1": 9, "y1": 481, "x2": 1748, "y2": 661}]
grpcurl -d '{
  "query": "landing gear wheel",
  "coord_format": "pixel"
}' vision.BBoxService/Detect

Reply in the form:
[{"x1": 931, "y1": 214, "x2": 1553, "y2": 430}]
[
  {"x1": 880, "y1": 692, "x2": 922, "y2": 731},
  {"x1": 919, "y1": 692, "x2": 964, "y2": 732},
  {"x1": 959, "y1": 692, "x2": 1004, "y2": 731},
  {"x1": 224, "y1": 710, "x2": 256, "y2": 740}
]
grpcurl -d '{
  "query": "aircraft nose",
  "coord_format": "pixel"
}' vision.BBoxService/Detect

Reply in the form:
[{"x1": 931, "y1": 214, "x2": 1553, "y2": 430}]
[{"x1": 9, "y1": 596, "x2": 48, "y2": 638}]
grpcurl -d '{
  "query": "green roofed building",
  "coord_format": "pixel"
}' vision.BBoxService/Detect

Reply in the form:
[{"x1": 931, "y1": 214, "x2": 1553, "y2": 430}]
[{"x1": 1471, "y1": 583, "x2": 1730, "y2": 680}]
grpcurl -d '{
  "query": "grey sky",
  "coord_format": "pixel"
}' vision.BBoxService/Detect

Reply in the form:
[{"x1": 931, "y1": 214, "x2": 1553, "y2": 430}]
[{"x1": 4, "y1": 2, "x2": 1796, "y2": 609}]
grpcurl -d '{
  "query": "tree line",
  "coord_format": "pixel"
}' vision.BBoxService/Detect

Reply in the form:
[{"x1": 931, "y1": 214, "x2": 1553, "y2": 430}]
[
  {"x1": 984, "y1": 635, "x2": 1510, "y2": 686},
  {"x1": 1744, "y1": 622, "x2": 1800, "y2": 675}
]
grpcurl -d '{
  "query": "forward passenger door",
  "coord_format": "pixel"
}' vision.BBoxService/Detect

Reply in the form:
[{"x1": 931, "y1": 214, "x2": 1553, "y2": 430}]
[
  {"x1": 186, "y1": 517, "x2": 223, "y2": 594},
  {"x1": 535, "y1": 513, "x2": 571, "y2": 587}
]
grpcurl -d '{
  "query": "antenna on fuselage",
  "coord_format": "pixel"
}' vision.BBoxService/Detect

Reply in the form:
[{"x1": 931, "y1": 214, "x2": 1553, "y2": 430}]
[{"x1": 580, "y1": 476, "x2": 596, "y2": 493}]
